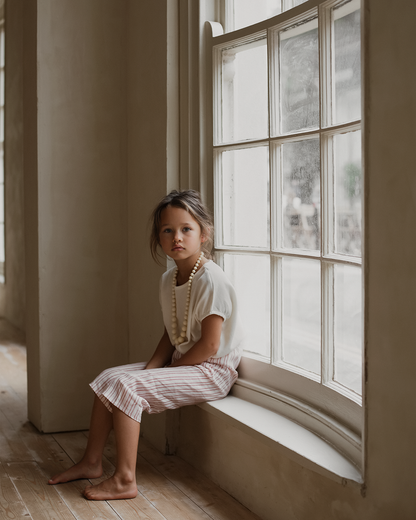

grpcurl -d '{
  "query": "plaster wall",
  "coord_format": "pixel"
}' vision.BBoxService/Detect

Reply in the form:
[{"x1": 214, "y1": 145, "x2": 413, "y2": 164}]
[
  {"x1": 26, "y1": 0, "x2": 130, "y2": 432},
  {"x1": 126, "y1": 0, "x2": 177, "y2": 365},
  {"x1": 3, "y1": 0, "x2": 25, "y2": 331}
]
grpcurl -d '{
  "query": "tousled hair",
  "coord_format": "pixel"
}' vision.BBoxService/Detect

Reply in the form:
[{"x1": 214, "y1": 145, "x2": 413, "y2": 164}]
[{"x1": 149, "y1": 190, "x2": 214, "y2": 264}]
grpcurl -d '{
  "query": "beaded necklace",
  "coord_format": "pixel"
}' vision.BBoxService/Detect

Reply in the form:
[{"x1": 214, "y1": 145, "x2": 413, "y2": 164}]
[{"x1": 171, "y1": 252, "x2": 204, "y2": 346}]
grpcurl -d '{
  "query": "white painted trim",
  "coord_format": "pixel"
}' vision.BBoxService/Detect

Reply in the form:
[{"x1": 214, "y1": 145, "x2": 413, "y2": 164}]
[
  {"x1": 213, "y1": 148, "x2": 223, "y2": 248},
  {"x1": 272, "y1": 254, "x2": 283, "y2": 365},
  {"x1": 233, "y1": 379, "x2": 362, "y2": 466},
  {"x1": 322, "y1": 260, "x2": 335, "y2": 384},
  {"x1": 319, "y1": 0, "x2": 332, "y2": 128},
  {"x1": 238, "y1": 356, "x2": 362, "y2": 434}
]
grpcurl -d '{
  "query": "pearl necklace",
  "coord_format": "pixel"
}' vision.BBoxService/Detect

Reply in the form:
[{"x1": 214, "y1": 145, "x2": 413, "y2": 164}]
[{"x1": 171, "y1": 252, "x2": 204, "y2": 346}]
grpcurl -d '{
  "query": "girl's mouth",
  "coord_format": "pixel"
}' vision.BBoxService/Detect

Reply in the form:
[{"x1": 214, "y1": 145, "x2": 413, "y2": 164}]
[{"x1": 172, "y1": 246, "x2": 184, "y2": 251}]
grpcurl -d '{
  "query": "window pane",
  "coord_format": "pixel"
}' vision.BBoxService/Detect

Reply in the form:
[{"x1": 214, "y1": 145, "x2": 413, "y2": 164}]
[
  {"x1": 333, "y1": 0, "x2": 361, "y2": 124},
  {"x1": 221, "y1": 146, "x2": 269, "y2": 248},
  {"x1": 282, "y1": 139, "x2": 320, "y2": 250},
  {"x1": 223, "y1": 253, "x2": 270, "y2": 359},
  {"x1": 278, "y1": 17, "x2": 319, "y2": 134},
  {"x1": 232, "y1": 0, "x2": 281, "y2": 31},
  {"x1": 334, "y1": 130, "x2": 362, "y2": 256},
  {"x1": 221, "y1": 40, "x2": 268, "y2": 143},
  {"x1": 282, "y1": 257, "x2": 321, "y2": 374},
  {"x1": 334, "y1": 264, "x2": 362, "y2": 394}
]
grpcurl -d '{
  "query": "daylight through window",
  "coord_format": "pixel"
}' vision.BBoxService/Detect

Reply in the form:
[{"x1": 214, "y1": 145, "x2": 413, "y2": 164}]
[{"x1": 213, "y1": 0, "x2": 362, "y2": 404}]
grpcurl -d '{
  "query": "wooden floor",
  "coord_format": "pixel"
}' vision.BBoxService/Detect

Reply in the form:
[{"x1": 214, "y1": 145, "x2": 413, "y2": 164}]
[{"x1": 0, "y1": 319, "x2": 261, "y2": 520}]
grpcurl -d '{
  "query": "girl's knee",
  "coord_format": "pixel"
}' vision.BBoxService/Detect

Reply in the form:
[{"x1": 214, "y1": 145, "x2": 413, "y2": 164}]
[{"x1": 96, "y1": 366, "x2": 125, "y2": 384}]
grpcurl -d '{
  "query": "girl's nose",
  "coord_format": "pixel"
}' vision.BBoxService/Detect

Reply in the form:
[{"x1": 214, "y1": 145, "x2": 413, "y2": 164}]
[{"x1": 173, "y1": 231, "x2": 182, "y2": 242}]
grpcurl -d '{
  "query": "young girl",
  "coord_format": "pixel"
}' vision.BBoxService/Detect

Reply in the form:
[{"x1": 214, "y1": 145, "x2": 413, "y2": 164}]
[{"x1": 48, "y1": 190, "x2": 244, "y2": 501}]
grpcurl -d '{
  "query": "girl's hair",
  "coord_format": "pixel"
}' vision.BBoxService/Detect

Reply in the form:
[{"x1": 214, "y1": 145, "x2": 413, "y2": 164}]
[{"x1": 150, "y1": 190, "x2": 214, "y2": 263}]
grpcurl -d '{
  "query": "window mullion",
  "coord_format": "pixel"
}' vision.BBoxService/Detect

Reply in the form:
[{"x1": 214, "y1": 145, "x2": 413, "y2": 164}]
[
  {"x1": 271, "y1": 142, "x2": 282, "y2": 250},
  {"x1": 319, "y1": 0, "x2": 333, "y2": 129},
  {"x1": 212, "y1": 46, "x2": 223, "y2": 146},
  {"x1": 268, "y1": 26, "x2": 279, "y2": 137},
  {"x1": 322, "y1": 261, "x2": 334, "y2": 384},
  {"x1": 223, "y1": 0, "x2": 235, "y2": 33},
  {"x1": 272, "y1": 255, "x2": 283, "y2": 366},
  {"x1": 322, "y1": 133, "x2": 334, "y2": 256},
  {"x1": 213, "y1": 149, "x2": 223, "y2": 248}
]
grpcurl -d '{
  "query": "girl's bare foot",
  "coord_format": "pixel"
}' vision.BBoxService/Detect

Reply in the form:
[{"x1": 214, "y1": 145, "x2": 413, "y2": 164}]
[
  {"x1": 48, "y1": 460, "x2": 103, "y2": 485},
  {"x1": 83, "y1": 475, "x2": 138, "y2": 501}
]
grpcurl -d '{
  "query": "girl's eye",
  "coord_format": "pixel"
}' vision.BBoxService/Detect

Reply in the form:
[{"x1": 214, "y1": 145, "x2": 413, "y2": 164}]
[
  {"x1": 163, "y1": 228, "x2": 171, "y2": 233},
  {"x1": 183, "y1": 227, "x2": 191, "y2": 232}
]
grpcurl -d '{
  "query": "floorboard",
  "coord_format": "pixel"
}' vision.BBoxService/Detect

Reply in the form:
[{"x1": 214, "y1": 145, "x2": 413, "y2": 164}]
[{"x1": 0, "y1": 319, "x2": 261, "y2": 520}]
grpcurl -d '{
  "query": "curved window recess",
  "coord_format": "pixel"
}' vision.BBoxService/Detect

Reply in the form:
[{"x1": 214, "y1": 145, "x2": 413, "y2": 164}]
[
  {"x1": 234, "y1": 357, "x2": 362, "y2": 469},
  {"x1": 208, "y1": 0, "x2": 363, "y2": 473}
]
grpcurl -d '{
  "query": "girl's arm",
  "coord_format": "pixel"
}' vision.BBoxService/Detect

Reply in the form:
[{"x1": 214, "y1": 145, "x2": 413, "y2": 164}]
[
  {"x1": 145, "y1": 328, "x2": 175, "y2": 370},
  {"x1": 169, "y1": 314, "x2": 223, "y2": 367}
]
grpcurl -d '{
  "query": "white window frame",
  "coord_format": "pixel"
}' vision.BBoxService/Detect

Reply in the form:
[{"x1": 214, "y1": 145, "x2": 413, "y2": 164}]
[{"x1": 207, "y1": 0, "x2": 364, "y2": 470}]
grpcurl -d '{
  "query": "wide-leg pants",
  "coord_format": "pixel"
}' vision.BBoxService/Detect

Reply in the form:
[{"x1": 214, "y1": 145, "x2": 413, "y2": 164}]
[{"x1": 89, "y1": 348, "x2": 241, "y2": 423}]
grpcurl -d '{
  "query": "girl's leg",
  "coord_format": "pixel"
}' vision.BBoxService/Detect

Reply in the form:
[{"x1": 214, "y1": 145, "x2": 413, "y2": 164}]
[
  {"x1": 83, "y1": 405, "x2": 140, "y2": 500},
  {"x1": 48, "y1": 396, "x2": 113, "y2": 484}
]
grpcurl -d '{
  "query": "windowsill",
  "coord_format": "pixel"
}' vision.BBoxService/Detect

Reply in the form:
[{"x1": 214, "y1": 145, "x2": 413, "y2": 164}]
[{"x1": 198, "y1": 395, "x2": 363, "y2": 487}]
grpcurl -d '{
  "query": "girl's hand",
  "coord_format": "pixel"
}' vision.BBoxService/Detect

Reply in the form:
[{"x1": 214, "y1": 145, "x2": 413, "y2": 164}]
[
  {"x1": 169, "y1": 314, "x2": 223, "y2": 367},
  {"x1": 145, "y1": 329, "x2": 175, "y2": 370}
]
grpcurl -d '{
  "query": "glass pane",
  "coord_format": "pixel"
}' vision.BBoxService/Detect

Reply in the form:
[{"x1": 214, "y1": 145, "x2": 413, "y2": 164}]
[
  {"x1": 282, "y1": 257, "x2": 321, "y2": 374},
  {"x1": 223, "y1": 253, "x2": 270, "y2": 359},
  {"x1": 333, "y1": 0, "x2": 361, "y2": 124},
  {"x1": 334, "y1": 130, "x2": 362, "y2": 256},
  {"x1": 232, "y1": 0, "x2": 281, "y2": 31},
  {"x1": 221, "y1": 40, "x2": 268, "y2": 143},
  {"x1": 278, "y1": 17, "x2": 319, "y2": 134},
  {"x1": 221, "y1": 146, "x2": 269, "y2": 248},
  {"x1": 334, "y1": 264, "x2": 362, "y2": 394},
  {"x1": 282, "y1": 139, "x2": 320, "y2": 250}
]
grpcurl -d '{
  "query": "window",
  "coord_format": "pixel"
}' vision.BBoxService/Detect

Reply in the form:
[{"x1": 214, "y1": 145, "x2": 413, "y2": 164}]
[{"x1": 210, "y1": 0, "x2": 363, "y2": 463}]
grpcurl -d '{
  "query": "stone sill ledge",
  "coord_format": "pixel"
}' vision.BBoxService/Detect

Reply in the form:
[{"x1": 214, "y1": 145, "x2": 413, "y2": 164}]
[{"x1": 198, "y1": 395, "x2": 363, "y2": 488}]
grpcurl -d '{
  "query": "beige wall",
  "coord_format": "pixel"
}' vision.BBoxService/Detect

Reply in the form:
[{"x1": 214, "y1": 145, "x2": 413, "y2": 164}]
[
  {"x1": 126, "y1": 0, "x2": 178, "y2": 365},
  {"x1": 4, "y1": 0, "x2": 415, "y2": 518},
  {"x1": 1, "y1": 0, "x2": 25, "y2": 329},
  {"x1": 24, "y1": 0, "x2": 130, "y2": 431}
]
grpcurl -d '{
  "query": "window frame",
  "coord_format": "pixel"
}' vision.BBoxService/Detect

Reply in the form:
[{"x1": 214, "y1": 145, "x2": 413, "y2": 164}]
[{"x1": 207, "y1": 0, "x2": 364, "y2": 469}]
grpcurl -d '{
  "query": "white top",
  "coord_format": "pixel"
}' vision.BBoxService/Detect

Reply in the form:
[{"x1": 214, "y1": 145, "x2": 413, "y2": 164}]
[{"x1": 159, "y1": 260, "x2": 245, "y2": 358}]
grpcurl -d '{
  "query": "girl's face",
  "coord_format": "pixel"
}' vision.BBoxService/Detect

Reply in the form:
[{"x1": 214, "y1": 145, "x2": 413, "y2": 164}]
[{"x1": 159, "y1": 206, "x2": 206, "y2": 263}]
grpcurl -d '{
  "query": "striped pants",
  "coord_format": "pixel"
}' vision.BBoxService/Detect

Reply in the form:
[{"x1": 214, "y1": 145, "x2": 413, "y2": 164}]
[{"x1": 89, "y1": 348, "x2": 241, "y2": 423}]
